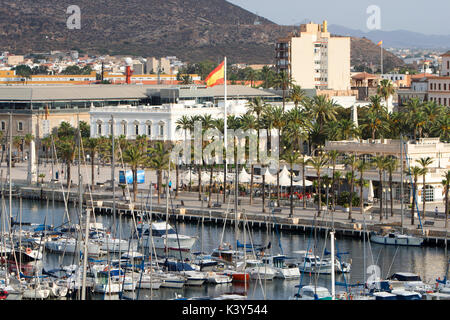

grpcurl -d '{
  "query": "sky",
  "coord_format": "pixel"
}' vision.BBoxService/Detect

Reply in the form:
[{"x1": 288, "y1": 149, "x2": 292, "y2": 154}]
[{"x1": 228, "y1": 0, "x2": 450, "y2": 35}]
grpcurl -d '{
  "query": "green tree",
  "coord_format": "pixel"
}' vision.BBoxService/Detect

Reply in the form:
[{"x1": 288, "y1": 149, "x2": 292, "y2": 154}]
[{"x1": 416, "y1": 157, "x2": 434, "y2": 220}]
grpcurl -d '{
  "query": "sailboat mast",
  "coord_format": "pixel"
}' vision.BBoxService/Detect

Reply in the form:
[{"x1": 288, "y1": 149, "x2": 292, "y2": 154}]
[
  {"x1": 400, "y1": 135, "x2": 404, "y2": 234},
  {"x1": 330, "y1": 230, "x2": 335, "y2": 300},
  {"x1": 8, "y1": 112, "x2": 12, "y2": 233},
  {"x1": 165, "y1": 165, "x2": 170, "y2": 259}
]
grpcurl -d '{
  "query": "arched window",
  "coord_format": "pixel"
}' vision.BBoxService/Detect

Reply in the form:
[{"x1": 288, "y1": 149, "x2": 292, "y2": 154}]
[
  {"x1": 134, "y1": 121, "x2": 140, "y2": 136},
  {"x1": 146, "y1": 121, "x2": 152, "y2": 137},
  {"x1": 121, "y1": 121, "x2": 127, "y2": 135},
  {"x1": 96, "y1": 120, "x2": 103, "y2": 136},
  {"x1": 159, "y1": 121, "x2": 165, "y2": 137}
]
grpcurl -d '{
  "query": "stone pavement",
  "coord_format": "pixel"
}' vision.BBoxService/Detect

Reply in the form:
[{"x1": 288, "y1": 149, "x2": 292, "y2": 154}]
[{"x1": 7, "y1": 161, "x2": 450, "y2": 235}]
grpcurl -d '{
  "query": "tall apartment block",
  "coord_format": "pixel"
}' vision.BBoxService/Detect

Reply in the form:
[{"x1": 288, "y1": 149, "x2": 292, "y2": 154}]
[{"x1": 276, "y1": 21, "x2": 351, "y2": 91}]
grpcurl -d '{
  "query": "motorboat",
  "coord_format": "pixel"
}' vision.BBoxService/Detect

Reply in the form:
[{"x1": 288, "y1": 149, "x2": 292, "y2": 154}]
[
  {"x1": 90, "y1": 230, "x2": 136, "y2": 253},
  {"x1": 155, "y1": 272, "x2": 186, "y2": 289},
  {"x1": 242, "y1": 260, "x2": 277, "y2": 281},
  {"x1": 22, "y1": 282, "x2": 50, "y2": 299},
  {"x1": 261, "y1": 255, "x2": 300, "y2": 279},
  {"x1": 391, "y1": 289, "x2": 422, "y2": 300},
  {"x1": 294, "y1": 251, "x2": 333, "y2": 274},
  {"x1": 206, "y1": 272, "x2": 232, "y2": 284},
  {"x1": 45, "y1": 236, "x2": 102, "y2": 256},
  {"x1": 370, "y1": 231, "x2": 423, "y2": 246},
  {"x1": 387, "y1": 272, "x2": 433, "y2": 293},
  {"x1": 295, "y1": 285, "x2": 332, "y2": 300},
  {"x1": 137, "y1": 222, "x2": 197, "y2": 253}
]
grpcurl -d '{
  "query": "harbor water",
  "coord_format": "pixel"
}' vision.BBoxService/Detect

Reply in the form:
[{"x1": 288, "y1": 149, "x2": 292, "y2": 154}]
[{"x1": 1, "y1": 199, "x2": 448, "y2": 300}]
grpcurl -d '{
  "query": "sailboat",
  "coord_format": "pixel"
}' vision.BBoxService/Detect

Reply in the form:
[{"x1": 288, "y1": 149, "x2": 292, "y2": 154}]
[{"x1": 370, "y1": 136, "x2": 424, "y2": 247}]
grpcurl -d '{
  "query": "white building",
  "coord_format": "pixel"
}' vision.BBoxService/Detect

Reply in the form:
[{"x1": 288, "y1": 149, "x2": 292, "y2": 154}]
[
  {"x1": 325, "y1": 138, "x2": 450, "y2": 204},
  {"x1": 90, "y1": 100, "x2": 249, "y2": 141}
]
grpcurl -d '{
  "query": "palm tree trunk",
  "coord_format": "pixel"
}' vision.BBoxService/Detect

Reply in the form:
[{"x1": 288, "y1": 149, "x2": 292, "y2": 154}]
[
  {"x1": 290, "y1": 163, "x2": 294, "y2": 218},
  {"x1": 133, "y1": 169, "x2": 137, "y2": 202},
  {"x1": 422, "y1": 176, "x2": 426, "y2": 220},
  {"x1": 67, "y1": 162, "x2": 71, "y2": 187},
  {"x1": 317, "y1": 176, "x2": 321, "y2": 217},
  {"x1": 276, "y1": 168, "x2": 280, "y2": 207},
  {"x1": 175, "y1": 164, "x2": 179, "y2": 199},
  {"x1": 198, "y1": 165, "x2": 202, "y2": 201},
  {"x1": 349, "y1": 172, "x2": 354, "y2": 220},
  {"x1": 208, "y1": 165, "x2": 213, "y2": 208},
  {"x1": 302, "y1": 163, "x2": 306, "y2": 209},
  {"x1": 379, "y1": 171, "x2": 383, "y2": 221},
  {"x1": 91, "y1": 155, "x2": 95, "y2": 186},
  {"x1": 445, "y1": 186, "x2": 449, "y2": 229},
  {"x1": 157, "y1": 170, "x2": 161, "y2": 204},
  {"x1": 389, "y1": 173, "x2": 394, "y2": 217},
  {"x1": 223, "y1": 161, "x2": 226, "y2": 203},
  {"x1": 250, "y1": 165, "x2": 254, "y2": 205},
  {"x1": 262, "y1": 171, "x2": 266, "y2": 213},
  {"x1": 411, "y1": 181, "x2": 416, "y2": 225}
]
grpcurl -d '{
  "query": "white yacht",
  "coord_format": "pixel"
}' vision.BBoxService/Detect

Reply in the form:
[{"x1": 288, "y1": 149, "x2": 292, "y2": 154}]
[
  {"x1": 296, "y1": 285, "x2": 332, "y2": 300},
  {"x1": 370, "y1": 232, "x2": 423, "y2": 246},
  {"x1": 45, "y1": 237, "x2": 102, "y2": 256},
  {"x1": 261, "y1": 255, "x2": 300, "y2": 279},
  {"x1": 137, "y1": 222, "x2": 196, "y2": 253}
]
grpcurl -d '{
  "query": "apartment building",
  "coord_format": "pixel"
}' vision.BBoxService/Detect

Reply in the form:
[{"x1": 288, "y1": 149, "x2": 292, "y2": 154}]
[{"x1": 276, "y1": 21, "x2": 351, "y2": 91}]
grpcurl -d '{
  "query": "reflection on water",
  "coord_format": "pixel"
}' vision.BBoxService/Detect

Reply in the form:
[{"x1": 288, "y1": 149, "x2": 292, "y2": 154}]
[{"x1": 1, "y1": 199, "x2": 449, "y2": 300}]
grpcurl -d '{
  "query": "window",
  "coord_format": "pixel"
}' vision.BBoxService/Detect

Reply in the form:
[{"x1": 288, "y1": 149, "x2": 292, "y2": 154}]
[
  {"x1": 147, "y1": 124, "x2": 151, "y2": 136},
  {"x1": 0, "y1": 121, "x2": 5, "y2": 131},
  {"x1": 424, "y1": 185, "x2": 434, "y2": 202},
  {"x1": 135, "y1": 124, "x2": 139, "y2": 135},
  {"x1": 122, "y1": 122, "x2": 127, "y2": 135},
  {"x1": 97, "y1": 123, "x2": 102, "y2": 136},
  {"x1": 17, "y1": 121, "x2": 23, "y2": 131},
  {"x1": 159, "y1": 123, "x2": 164, "y2": 136}
]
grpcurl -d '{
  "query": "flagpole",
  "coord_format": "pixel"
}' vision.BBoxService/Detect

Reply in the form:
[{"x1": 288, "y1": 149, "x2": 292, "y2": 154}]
[
  {"x1": 381, "y1": 42, "x2": 383, "y2": 75},
  {"x1": 224, "y1": 57, "x2": 228, "y2": 200}
]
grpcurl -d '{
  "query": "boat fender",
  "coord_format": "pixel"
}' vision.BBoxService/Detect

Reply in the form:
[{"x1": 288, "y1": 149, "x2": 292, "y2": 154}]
[{"x1": 26, "y1": 248, "x2": 32, "y2": 255}]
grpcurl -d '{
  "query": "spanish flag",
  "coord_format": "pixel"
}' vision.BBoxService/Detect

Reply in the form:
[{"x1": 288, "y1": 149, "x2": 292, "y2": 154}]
[
  {"x1": 377, "y1": 40, "x2": 383, "y2": 46},
  {"x1": 205, "y1": 61, "x2": 225, "y2": 87}
]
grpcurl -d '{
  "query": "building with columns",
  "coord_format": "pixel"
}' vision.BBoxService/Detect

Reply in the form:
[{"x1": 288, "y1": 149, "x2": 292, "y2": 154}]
[{"x1": 325, "y1": 138, "x2": 450, "y2": 204}]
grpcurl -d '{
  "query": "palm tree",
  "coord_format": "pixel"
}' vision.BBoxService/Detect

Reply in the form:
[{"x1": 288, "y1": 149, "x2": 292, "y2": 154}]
[
  {"x1": 147, "y1": 142, "x2": 170, "y2": 204},
  {"x1": 123, "y1": 143, "x2": 146, "y2": 202},
  {"x1": 416, "y1": 157, "x2": 434, "y2": 220},
  {"x1": 377, "y1": 79, "x2": 395, "y2": 111},
  {"x1": 385, "y1": 158, "x2": 399, "y2": 217},
  {"x1": 307, "y1": 154, "x2": 328, "y2": 217},
  {"x1": 288, "y1": 85, "x2": 307, "y2": 108},
  {"x1": 283, "y1": 149, "x2": 300, "y2": 218},
  {"x1": 374, "y1": 156, "x2": 388, "y2": 221},
  {"x1": 337, "y1": 119, "x2": 359, "y2": 140},
  {"x1": 56, "y1": 139, "x2": 76, "y2": 187},
  {"x1": 442, "y1": 170, "x2": 450, "y2": 228},
  {"x1": 345, "y1": 155, "x2": 359, "y2": 220},
  {"x1": 246, "y1": 68, "x2": 257, "y2": 87},
  {"x1": 334, "y1": 171, "x2": 343, "y2": 209},
  {"x1": 406, "y1": 166, "x2": 423, "y2": 226},
  {"x1": 24, "y1": 133, "x2": 34, "y2": 159},
  {"x1": 298, "y1": 155, "x2": 308, "y2": 209},
  {"x1": 356, "y1": 160, "x2": 370, "y2": 217},
  {"x1": 270, "y1": 106, "x2": 286, "y2": 206},
  {"x1": 327, "y1": 150, "x2": 340, "y2": 210},
  {"x1": 84, "y1": 137, "x2": 100, "y2": 186},
  {"x1": 13, "y1": 136, "x2": 23, "y2": 161},
  {"x1": 308, "y1": 95, "x2": 338, "y2": 135},
  {"x1": 273, "y1": 71, "x2": 294, "y2": 111}
]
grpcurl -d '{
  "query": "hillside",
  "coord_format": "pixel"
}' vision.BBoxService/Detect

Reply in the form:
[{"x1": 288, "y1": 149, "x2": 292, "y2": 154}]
[{"x1": 0, "y1": 0, "x2": 404, "y2": 69}]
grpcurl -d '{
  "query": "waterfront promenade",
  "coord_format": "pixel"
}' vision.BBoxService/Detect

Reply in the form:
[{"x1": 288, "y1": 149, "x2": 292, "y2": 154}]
[{"x1": 3, "y1": 161, "x2": 450, "y2": 244}]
